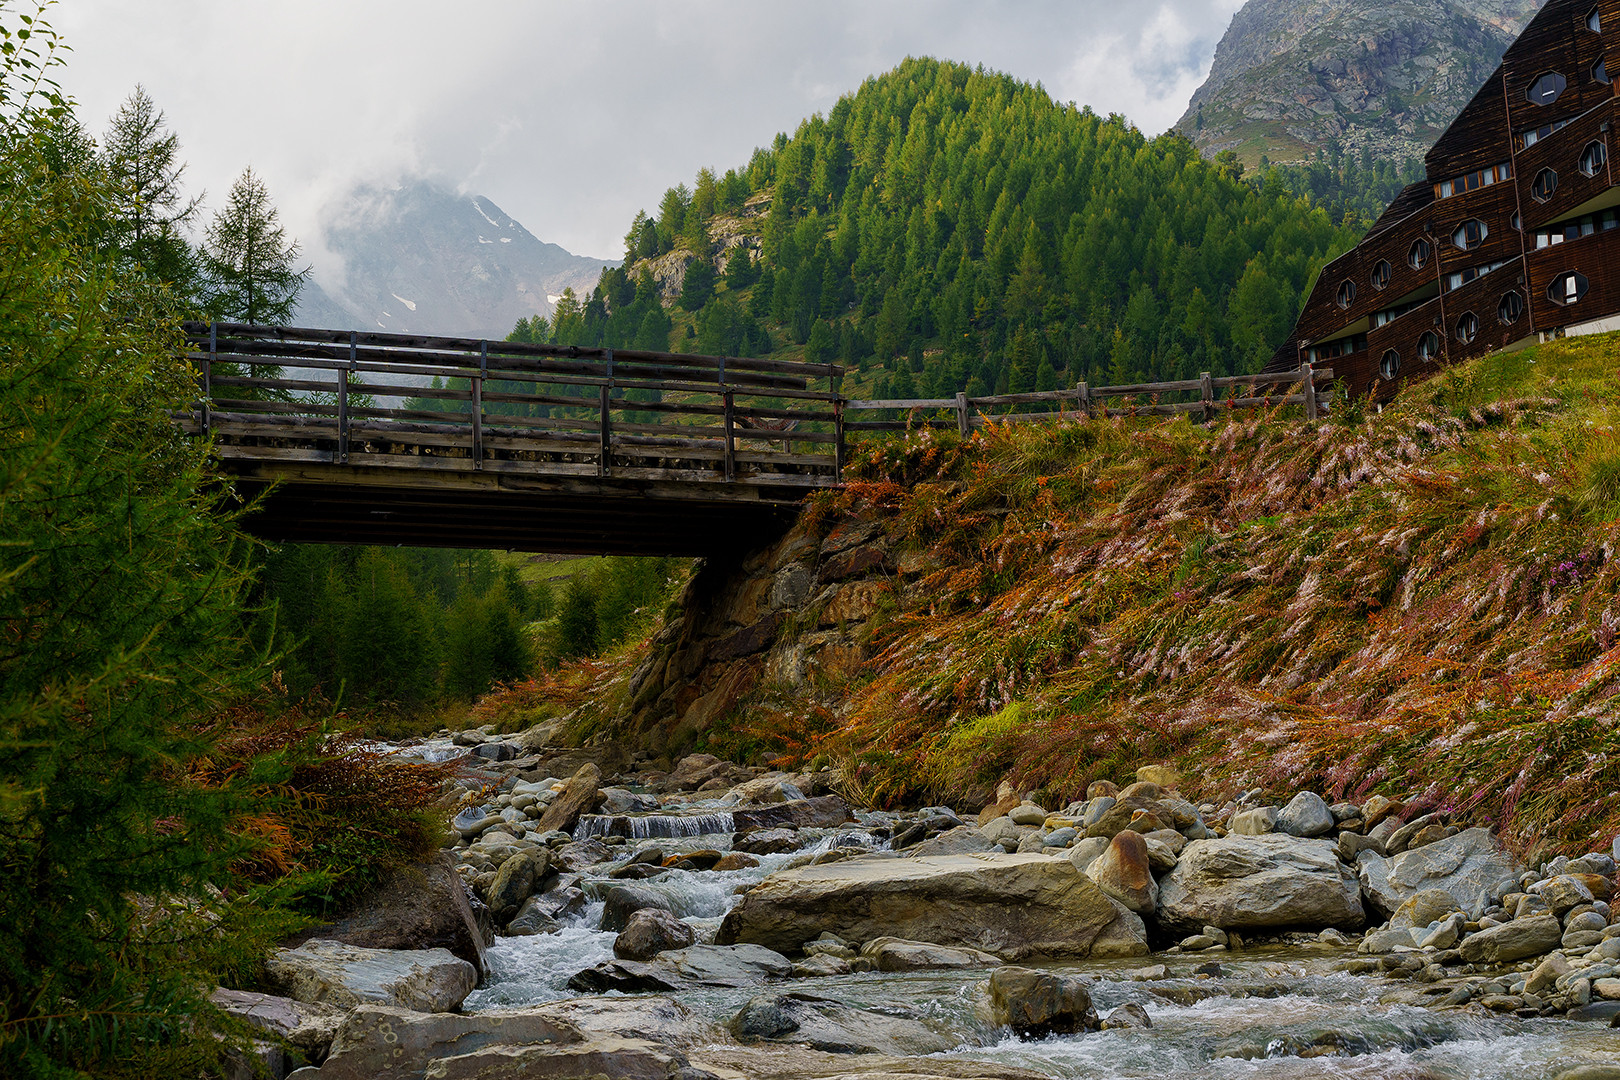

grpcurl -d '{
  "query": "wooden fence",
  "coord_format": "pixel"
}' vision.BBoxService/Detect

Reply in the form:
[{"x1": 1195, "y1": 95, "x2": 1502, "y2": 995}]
[
  {"x1": 844, "y1": 366, "x2": 1332, "y2": 435},
  {"x1": 181, "y1": 322, "x2": 847, "y2": 494},
  {"x1": 179, "y1": 325, "x2": 1332, "y2": 494}
]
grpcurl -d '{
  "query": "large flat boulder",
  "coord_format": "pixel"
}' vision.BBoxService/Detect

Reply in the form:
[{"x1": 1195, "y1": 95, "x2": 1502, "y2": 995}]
[
  {"x1": 731, "y1": 794, "x2": 853, "y2": 832},
  {"x1": 1157, "y1": 835, "x2": 1364, "y2": 932},
  {"x1": 729, "y1": 992, "x2": 958, "y2": 1055},
  {"x1": 209, "y1": 988, "x2": 344, "y2": 1061},
  {"x1": 715, "y1": 852, "x2": 1148, "y2": 960},
  {"x1": 1458, "y1": 914, "x2": 1562, "y2": 964},
  {"x1": 1355, "y1": 828, "x2": 1522, "y2": 920},
  {"x1": 568, "y1": 943, "x2": 793, "y2": 993},
  {"x1": 306, "y1": 1004, "x2": 684, "y2": 1080},
  {"x1": 264, "y1": 939, "x2": 476, "y2": 1013}
]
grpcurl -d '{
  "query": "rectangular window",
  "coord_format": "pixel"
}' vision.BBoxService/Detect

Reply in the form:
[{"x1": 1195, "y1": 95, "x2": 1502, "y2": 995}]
[
  {"x1": 1534, "y1": 208, "x2": 1620, "y2": 248},
  {"x1": 1435, "y1": 162, "x2": 1513, "y2": 199}
]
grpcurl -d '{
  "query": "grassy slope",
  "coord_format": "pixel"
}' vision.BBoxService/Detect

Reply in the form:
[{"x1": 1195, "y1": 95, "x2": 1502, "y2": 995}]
[{"x1": 802, "y1": 333, "x2": 1620, "y2": 856}]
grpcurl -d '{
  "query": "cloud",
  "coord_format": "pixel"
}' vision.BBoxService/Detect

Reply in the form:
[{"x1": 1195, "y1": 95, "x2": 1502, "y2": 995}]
[{"x1": 49, "y1": 1, "x2": 1246, "y2": 263}]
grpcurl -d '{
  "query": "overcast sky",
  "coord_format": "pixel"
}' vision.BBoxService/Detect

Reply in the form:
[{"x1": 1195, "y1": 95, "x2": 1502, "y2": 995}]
[{"x1": 53, "y1": 1, "x2": 1246, "y2": 268}]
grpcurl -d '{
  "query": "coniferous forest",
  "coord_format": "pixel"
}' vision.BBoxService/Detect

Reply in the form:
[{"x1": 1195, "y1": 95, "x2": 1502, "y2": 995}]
[{"x1": 513, "y1": 58, "x2": 1366, "y2": 394}]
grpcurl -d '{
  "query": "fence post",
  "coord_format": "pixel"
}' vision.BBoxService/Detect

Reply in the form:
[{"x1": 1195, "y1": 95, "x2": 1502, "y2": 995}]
[
  {"x1": 203, "y1": 321, "x2": 215, "y2": 435},
  {"x1": 598, "y1": 348, "x2": 613, "y2": 478},
  {"x1": 833, "y1": 398, "x2": 844, "y2": 480},
  {"x1": 472, "y1": 341, "x2": 488, "y2": 470},
  {"x1": 338, "y1": 330, "x2": 355, "y2": 463},
  {"x1": 955, "y1": 391, "x2": 971, "y2": 438},
  {"x1": 1200, "y1": 371, "x2": 1213, "y2": 423},
  {"x1": 1077, "y1": 381, "x2": 1090, "y2": 420},
  {"x1": 1300, "y1": 363, "x2": 1318, "y2": 421}
]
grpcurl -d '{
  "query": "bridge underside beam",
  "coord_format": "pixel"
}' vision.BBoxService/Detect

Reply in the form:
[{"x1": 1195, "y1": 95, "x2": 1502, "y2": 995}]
[{"x1": 228, "y1": 466, "x2": 803, "y2": 556}]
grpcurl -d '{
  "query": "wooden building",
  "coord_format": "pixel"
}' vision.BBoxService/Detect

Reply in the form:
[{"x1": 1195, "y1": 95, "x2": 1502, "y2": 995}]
[{"x1": 1268, "y1": 0, "x2": 1620, "y2": 396}]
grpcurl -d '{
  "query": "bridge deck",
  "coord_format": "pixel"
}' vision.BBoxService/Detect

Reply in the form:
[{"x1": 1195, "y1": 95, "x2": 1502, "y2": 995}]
[{"x1": 180, "y1": 323, "x2": 845, "y2": 555}]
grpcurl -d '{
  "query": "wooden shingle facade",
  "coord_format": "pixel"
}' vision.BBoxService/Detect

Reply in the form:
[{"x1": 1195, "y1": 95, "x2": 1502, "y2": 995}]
[{"x1": 1268, "y1": 0, "x2": 1620, "y2": 396}]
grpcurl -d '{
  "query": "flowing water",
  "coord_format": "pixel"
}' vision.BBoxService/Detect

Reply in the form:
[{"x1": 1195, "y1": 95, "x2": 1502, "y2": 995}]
[{"x1": 459, "y1": 809, "x2": 1620, "y2": 1078}]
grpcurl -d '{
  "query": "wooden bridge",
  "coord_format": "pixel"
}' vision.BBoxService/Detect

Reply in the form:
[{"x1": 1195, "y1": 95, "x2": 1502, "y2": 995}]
[{"x1": 179, "y1": 323, "x2": 1329, "y2": 555}]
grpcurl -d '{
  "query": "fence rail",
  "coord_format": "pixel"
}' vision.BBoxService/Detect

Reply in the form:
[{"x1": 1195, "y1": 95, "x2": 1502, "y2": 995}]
[
  {"x1": 178, "y1": 325, "x2": 1333, "y2": 496},
  {"x1": 844, "y1": 366, "x2": 1332, "y2": 434}
]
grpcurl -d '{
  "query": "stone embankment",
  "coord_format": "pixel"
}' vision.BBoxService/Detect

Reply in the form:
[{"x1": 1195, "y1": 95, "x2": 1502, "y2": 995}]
[{"x1": 216, "y1": 733, "x2": 1620, "y2": 1080}]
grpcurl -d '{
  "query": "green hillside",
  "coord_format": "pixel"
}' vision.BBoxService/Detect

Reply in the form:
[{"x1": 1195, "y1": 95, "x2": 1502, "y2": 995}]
[{"x1": 519, "y1": 58, "x2": 1362, "y2": 394}]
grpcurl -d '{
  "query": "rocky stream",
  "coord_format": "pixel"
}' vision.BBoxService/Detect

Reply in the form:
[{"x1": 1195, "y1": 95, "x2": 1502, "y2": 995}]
[{"x1": 216, "y1": 731, "x2": 1620, "y2": 1080}]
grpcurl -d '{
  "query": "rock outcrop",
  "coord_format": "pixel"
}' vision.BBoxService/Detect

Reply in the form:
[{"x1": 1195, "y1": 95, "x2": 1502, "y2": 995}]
[
  {"x1": 264, "y1": 940, "x2": 477, "y2": 1013},
  {"x1": 1157, "y1": 834, "x2": 1364, "y2": 932}
]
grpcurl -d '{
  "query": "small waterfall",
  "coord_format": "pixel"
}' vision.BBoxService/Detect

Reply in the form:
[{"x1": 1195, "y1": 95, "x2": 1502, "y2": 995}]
[{"x1": 573, "y1": 811, "x2": 737, "y2": 840}]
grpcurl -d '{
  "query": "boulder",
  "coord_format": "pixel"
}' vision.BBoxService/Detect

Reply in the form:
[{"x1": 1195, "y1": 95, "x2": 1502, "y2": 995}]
[
  {"x1": 1276, "y1": 792, "x2": 1335, "y2": 838},
  {"x1": 716, "y1": 852, "x2": 1147, "y2": 960},
  {"x1": 733, "y1": 827, "x2": 802, "y2": 855},
  {"x1": 568, "y1": 944, "x2": 792, "y2": 993},
  {"x1": 614, "y1": 908, "x2": 696, "y2": 960},
  {"x1": 1157, "y1": 835, "x2": 1364, "y2": 932},
  {"x1": 731, "y1": 794, "x2": 853, "y2": 832},
  {"x1": 906, "y1": 824, "x2": 1000, "y2": 857},
  {"x1": 711, "y1": 852, "x2": 761, "y2": 872},
  {"x1": 859, "y1": 937, "x2": 1001, "y2": 971},
  {"x1": 534, "y1": 763, "x2": 603, "y2": 834},
  {"x1": 1389, "y1": 888, "x2": 1463, "y2": 930},
  {"x1": 1083, "y1": 797, "x2": 1160, "y2": 839},
  {"x1": 988, "y1": 966, "x2": 1099, "y2": 1037},
  {"x1": 486, "y1": 851, "x2": 545, "y2": 922},
  {"x1": 667, "y1": 753, "x2": 735, "y2": 790},
  {"x1": 1542, "y1": 875, "x2": 1597, "y2": 915},
  {"x1": 1356, "y1": 828, "x2": 1522, "y2": 919},
  {"x1": 1102, "y1": 1003, "x2": 1153, "y2": 1030},
  {"x1": 282, "y1": 854, "x2": 492, "y2": 978},
  {"x1": 307, "y1": 1004, "x2": 683, "y2": 1080},
  {"x1": 1231, "y1": 807, "x2": 1278, "y2": 836},
  {"x1": 1135, "y1": 765, "x2": 1181, "y2": 788},
  {"x1": 602, "y1": 884, "x2": 674, "y2": 932},
  {"x1": 209, "y1": 988, "x2": 344, "y2": 1061},
  {"x1": 728, "y1": 992, "x2": 957, "y2": 1055},
  {"x1": 1066, "y1": 836, "x2": 1110, "y2": 874},
  {"x1": 264, "y1": 940, "x2": 477, "y2": 1013},
  {"x1": 1087, "y1": 831, "x2": 1158, "y2": 915},
  {"x1": 1009, "y1": 803, "x2": 1048, "y2": 826},
  {"x1": 1458, "y1": 914, "x2": 1562, "y2": 964}
]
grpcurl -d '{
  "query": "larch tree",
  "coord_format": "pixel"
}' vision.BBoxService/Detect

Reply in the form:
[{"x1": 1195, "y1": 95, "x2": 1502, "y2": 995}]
[
  {"x1": 101, "y1": 84, "x2": 200, "y2": 289},
  {"x1": 200, "y1": 166, "x2": 307, "y2": 325}
]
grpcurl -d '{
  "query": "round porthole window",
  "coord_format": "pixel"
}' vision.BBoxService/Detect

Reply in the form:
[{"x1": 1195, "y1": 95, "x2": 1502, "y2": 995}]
[
  {"x1": 1456, "y1": 311, "x2": 1479, "y2": 344},
  {"x1": 1380, "y1": 350, "x2": 1401, "y2": 380},
  {"x1": 1498, "y1": 290, "x2": 1525, "y2": 325},
  {"x1": 1370, "y1": 259, "x2": 1391, "y2": 290},
  {"x1": 1409, "y1": 238, "x2": 1432, "y2": 270}
]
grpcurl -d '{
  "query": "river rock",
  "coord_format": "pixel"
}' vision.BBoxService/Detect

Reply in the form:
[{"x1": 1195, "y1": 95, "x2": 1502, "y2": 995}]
[
  {"x1": 905, "y1": 824, "x2": 999, "y2": 857},
  {"x1": 284, "y1": 854, "x2": 492, "y2": 978},
  {"x1": 734, "y1": 827, "x2": 802, "y2": 855},
  {"x1": 712, "y1": 852, "x2": 761, "y2": 872},
  {"x1": 615, "y1": 908, "x2": 697, "y2": 960},
  {"x1": 1458, "y1": 914, "x2": 1563, "y2": 964},
  {"x1": 568, "y1": 943, "x2": 792, "y2": 993},
  {"x1": 524, "y1": 884, "x2": 587, "y2": 923},
  {"x1": 1231, "y1": 807, "x2": 1279, "y2": 835},
  {"x1": 1276, "y1": 792, "x2": 1335, "y2": 838},
  {"x1": 264, "y1": 940, "x2": 477, "y2": 1012},
  {"x1": 1088, "y1": 831, "x2": 1159, "y2": 915},
  {"x1": 1066, "y1": 836, "x2": 1110, "y2": 874},
  {"x1": 860, "y1": 937, "x2": 1001, "y2": 971},
  {"x1": 716, "y1": 852, "x2": 1148, "y2": 959},
  {"x1": 487, "y1": 851, "x2": 545, "y2": 922},
  {"x1": 1542, "y1": 875, "x2": 1597, "y2": 915},
  {"x1": 1389, "y1": 888, "x2": 1463, "y2": 930},
  {"x1": 210, "y1": 988, "x2": 345, "y2": 1061},
  {"x1": 1084, "y1": 796, "x2": 1160, "y2": 839},
  {"x1": 506, "y1": 901, "x2": 559, "y2": 937},
  {"x1": 1157, "y1": 835, "x2": 1363, "y2": 932},
  {"x1": 1102, "y1": 1003, "x2": 1153, "y2": 1030},
  {"x1": 534, "y1": 762, "x2": 603, "y2": 834},
  {"x1": 307, "y1": 1004, "x2": 685, "y2": 1080},
  {"x1": 1009, "y1": 803, "x2": 1048, "y2": 826},
  {"x1": 988, "y1": 966, "x2": 1099, "y2": 1036},
  {"x1": 1356, "y1": 828, "x2": 1522, "y2": 920},
  {"x1": 1337, "y1": 832, "x2": 1385, "y2": 862},
  {"x1": 602, "y1": 884, "x2": 674, "y2": 932},
  {"x1": 731, "y1": 794, "x2": 853, "y2": 832},
  {"x1": 729, "y1": 992, "x2": 957, "y2": 1055}
]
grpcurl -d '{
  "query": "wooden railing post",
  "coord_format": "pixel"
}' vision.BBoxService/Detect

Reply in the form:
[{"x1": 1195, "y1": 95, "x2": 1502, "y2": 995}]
[
  {"x1": 1300, "y1": 363, "x2": 1318, "y2": 421},
  {"x1": 337, "y1": 330, "x2": 354, "y2": 464},
  {"x1": 1077, "y1": 381, "x2": 1090, "y2": 420},
  {"x1": 473, "y1": 341, "x2": 486, "y2": 471},
  {"x1": 723, "y1": 390, "x2": 736, "y2": 482},
  {"x1": 955, "y1": 391, "x2": 971, "y2": 438},
  {"x1": 833, "y1": 398, "x2": 845, "y2": 480},
  {"x1": 203, "y1": 321, "x2": 215, "y2": 434},
  {"x1": 598, "y1": 348, "x2": 613, "y2": 478},
  {"x1": 1200, "y1": 371, "x2": 1213, "y2": 423}
]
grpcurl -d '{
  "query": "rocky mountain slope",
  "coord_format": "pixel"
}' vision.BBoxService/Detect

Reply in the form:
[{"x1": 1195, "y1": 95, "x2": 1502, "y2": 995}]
[
  {"x1": 1176, "y1": 0, "x2": 1543, "y2": 166},
  {"x1": 294, "y1": 180, "x2": 613, "y2": 339}
]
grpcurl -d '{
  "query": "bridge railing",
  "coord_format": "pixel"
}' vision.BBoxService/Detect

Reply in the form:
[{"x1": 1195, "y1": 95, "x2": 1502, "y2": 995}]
[
  {"x1": 843, "y1": 366, "x2": 1333, "y2": 435},
  {"x1": 180, "y1": 322, "x2": 847, "y2": 491}
]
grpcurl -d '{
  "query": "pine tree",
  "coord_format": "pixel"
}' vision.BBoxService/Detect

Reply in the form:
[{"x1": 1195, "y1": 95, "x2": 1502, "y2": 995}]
[
  {"x1": 679, "y1": 258, "x2": 716, "y2": 312},
  {"x1": 200, "y1": 167, "x2": 308, "y2": 324},
  {"x1": 101, "y1": 85, "x2": 200, "y2": 289}
]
